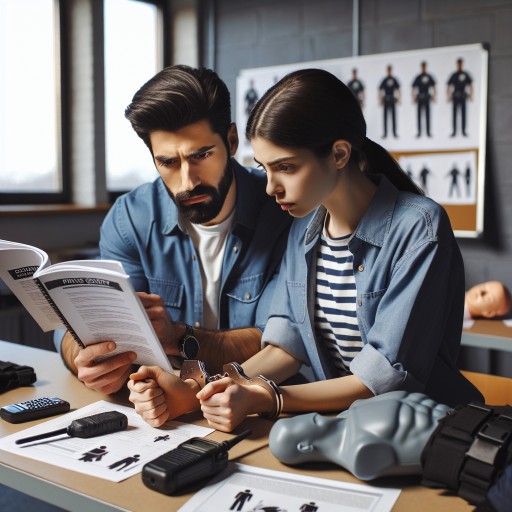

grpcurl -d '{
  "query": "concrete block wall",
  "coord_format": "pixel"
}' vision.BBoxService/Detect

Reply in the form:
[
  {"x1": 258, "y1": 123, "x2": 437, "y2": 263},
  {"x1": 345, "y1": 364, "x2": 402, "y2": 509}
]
[{"x1": 210, "y1": 0, "x2": 512, "y2": 292}]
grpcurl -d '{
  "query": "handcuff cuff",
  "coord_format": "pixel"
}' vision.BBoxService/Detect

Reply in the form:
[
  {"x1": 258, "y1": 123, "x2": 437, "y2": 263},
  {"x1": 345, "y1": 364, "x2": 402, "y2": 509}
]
[{"x1": 179, "y1": 360, "x2": 283, "y2": 420}]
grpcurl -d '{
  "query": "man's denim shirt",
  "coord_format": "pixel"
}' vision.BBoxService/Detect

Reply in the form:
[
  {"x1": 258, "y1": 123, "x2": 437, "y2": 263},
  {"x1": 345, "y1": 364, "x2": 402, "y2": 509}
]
[
  {"x1": 54, "y1": 160, "x2": 292, "y2": 353},
  {"x1": 262, "y1": 175, "x2": 482, "y2": 407}
]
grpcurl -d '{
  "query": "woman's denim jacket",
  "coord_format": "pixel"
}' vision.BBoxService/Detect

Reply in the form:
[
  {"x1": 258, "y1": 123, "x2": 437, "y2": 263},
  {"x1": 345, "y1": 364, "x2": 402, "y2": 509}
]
[{"x1": 262, "y1": 175, "x2": 482, "y2": 407}]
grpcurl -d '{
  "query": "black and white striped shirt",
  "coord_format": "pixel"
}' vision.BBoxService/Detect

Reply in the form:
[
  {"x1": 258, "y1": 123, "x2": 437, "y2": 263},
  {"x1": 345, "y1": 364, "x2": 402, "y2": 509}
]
[{"x1": 314, "y1": 230, "x2": 363, "y2": 374}]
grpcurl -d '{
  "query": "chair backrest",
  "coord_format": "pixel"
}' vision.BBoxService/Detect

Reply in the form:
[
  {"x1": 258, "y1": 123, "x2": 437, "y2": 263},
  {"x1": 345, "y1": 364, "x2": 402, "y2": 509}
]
[{"x1": 462, "y1": 370, "x2": 512, "y2": 405}]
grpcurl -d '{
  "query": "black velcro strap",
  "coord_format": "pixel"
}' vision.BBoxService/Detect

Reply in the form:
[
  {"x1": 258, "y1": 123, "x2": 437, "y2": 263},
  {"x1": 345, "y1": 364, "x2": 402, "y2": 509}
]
[
  {"x1": 422, "y1": 403, "x2": 512, "y2": 505},
  {"x1": 0, "y1": 360, "x2": 37, "y2": 393}
]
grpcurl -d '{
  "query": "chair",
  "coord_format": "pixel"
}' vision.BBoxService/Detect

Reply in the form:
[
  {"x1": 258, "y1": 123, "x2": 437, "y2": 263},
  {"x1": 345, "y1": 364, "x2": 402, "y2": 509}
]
[{"x1": 462, "y1": 370, "x2": 512, "y2": 405}]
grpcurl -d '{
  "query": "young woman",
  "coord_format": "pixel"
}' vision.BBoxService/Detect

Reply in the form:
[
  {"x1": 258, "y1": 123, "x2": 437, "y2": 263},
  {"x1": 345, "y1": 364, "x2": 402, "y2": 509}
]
[{"x1": 128, "y1": 69, "x2": 482, "y2": 432}]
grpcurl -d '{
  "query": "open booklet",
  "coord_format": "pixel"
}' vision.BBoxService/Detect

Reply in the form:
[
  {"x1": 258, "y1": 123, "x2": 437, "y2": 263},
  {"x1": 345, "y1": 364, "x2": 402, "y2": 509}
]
[{"x1": 0, "y1": 239, "x2": 172, "y2": 371}]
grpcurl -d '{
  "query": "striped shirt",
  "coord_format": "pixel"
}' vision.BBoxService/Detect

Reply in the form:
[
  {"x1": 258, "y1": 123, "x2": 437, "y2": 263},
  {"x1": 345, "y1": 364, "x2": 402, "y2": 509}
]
[{"x1": 314, "y1": 230, "x2": 363, "y2": 374}]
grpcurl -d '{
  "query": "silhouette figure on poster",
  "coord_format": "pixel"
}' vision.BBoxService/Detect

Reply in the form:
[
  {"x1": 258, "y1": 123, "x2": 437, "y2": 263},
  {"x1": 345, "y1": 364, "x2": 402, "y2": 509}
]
[
  {"x1": 347, "y1": 68, "x2": 365, "y2": 108},
  {"x1": 447, "y1": 58, "x2": 473, "y2": 137},
  {"x1": 379, "y1": 65, "x2": 400, "y2": 138},
  {"x1": 108, "y1": 454, "x2": 140, "y2": 471},
  {"x1": 412, "y1": 61, "x2": 436, "y2": 137},
  {"x1": 465, "y1": 164, "x2": 472, "y2": 197},
  {"x1": 231, "y1": 489, "x2": 253, "y2": 511},
  {"x1": 300, "y1": 502, "x2": 319, "y2": 512},
  {"x1": 447, "y1": 164, "x2": 462, "y2": 198},
  {"x1": 79, "y1": 445, "x2": 108, "y2": 462},
  {"x1": 419, "y1": 164, "x2": 432, "y2": 195},
  {"x1": 245, "y1": 80, "x2": 259, "y2": 116}
]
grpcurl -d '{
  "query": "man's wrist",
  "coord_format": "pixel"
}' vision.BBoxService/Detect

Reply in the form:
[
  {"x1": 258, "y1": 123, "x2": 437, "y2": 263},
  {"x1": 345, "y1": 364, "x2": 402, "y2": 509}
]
[{"x1": 163, "y1": 322, "x2": 187, "y2": 355}]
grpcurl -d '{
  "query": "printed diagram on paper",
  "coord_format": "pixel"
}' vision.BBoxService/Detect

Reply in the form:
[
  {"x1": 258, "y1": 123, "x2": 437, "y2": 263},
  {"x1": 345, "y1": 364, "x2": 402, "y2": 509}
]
[
  {"x1": 0, "y1": 400, "x2": 213, "y2": 482},
  {"x1": 179, "y1": 464, "x2": 401, "y2": 512}
]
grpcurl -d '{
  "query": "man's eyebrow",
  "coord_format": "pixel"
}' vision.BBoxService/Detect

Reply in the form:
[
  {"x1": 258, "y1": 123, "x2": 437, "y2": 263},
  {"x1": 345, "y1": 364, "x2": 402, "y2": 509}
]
[
  {"x1": 187, "y1": 145, "x2": 216, "y2": 158},
  {"x1": 154, "y1": 145, "x2": 216, "y2": 164}
]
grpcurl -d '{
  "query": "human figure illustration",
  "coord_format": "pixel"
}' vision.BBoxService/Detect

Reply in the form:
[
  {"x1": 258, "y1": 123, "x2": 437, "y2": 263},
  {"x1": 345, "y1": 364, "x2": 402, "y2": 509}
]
[
  {"x1": 154, "y1": 434, "x2": 170, "y2": 442},
  {"x1": 79, "y1": 445, "x2": 108, "y2": 462},
  {"x1": 300, "y1": 502, "x2": 319, "y2": 512},
  {"x1": 465, "y1": 164, "x2": 472, "y2": 197},
  {"x1": 347, "y1": 68, "x2": 365, "y2": 108},
  {"x1": 378, "y1": 64, "x2": 400, "y2": 138},
  {"x1": 411, "y1": 61, "x2": 436, "y2": 137},
  {"x1": 447, "y1": 164, "x2": 462, "y2": 198},
  {"x1": 108, "y1": 454, "x2": 140, "y2": 471},
  {"x1": 230, "y1": 489, "x2": 253, "y2": 511},
  {"x1": 245, "y1": 80, "x2": 259, "y2": 116},
  {"x1": 419, "y1": 164, "x2": 432, "y2": 195},
  {"x1": 447, "y1": 58, "x2": 473, "y2": 137}
]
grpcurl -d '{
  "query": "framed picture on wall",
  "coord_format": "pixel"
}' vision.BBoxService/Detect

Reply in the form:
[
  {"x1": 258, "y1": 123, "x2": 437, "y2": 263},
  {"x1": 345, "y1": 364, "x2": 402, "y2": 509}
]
[{"x1": 236, "y1": 43, "x2": 489, "y2": 238}]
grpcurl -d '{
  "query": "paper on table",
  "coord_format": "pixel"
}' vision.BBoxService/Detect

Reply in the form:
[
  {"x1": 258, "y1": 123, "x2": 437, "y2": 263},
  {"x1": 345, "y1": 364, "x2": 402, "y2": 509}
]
[
  {"x1": 178, "y1": 463, "x2": 401, "y2": 512},
  {"x1": 503, "y1": 319, "x2": 512, "y2": 327},
  {"x1": 0, "y1": 400, "x2": 213, "y2": 483}
]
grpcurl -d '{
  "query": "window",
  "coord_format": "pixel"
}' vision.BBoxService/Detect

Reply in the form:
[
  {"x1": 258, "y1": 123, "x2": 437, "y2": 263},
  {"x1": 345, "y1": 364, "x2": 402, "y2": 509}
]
[
  {"x1": 0, "y1": 0, "x2": 65, "y2": 203},
  {"x1": 104, "y1": 0, "x2": 163, "y2": 193}
]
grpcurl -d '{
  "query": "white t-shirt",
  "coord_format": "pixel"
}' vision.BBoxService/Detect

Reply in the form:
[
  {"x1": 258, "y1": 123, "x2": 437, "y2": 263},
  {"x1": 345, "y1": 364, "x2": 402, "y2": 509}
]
[{"x1": 186, "y1": 210, "x2": 235, "y2": 329}]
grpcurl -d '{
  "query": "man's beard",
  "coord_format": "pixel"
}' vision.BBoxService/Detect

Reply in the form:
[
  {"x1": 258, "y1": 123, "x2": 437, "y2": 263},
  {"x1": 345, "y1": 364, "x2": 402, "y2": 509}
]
[{"x1": 170, "y1": 158, "x2": 234, "y2": 224}]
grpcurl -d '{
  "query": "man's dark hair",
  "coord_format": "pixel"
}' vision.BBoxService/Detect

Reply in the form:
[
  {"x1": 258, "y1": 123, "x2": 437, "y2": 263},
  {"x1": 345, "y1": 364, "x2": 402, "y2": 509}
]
[{"x1": 125, "y1": 65, "x2": 232, "y2": 150}]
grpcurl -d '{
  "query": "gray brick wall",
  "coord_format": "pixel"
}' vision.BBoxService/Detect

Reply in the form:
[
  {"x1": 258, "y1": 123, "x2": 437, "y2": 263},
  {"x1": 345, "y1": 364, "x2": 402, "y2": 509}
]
[{"x1": 210, "y1": 0, "x2": 512, "y2": 292}]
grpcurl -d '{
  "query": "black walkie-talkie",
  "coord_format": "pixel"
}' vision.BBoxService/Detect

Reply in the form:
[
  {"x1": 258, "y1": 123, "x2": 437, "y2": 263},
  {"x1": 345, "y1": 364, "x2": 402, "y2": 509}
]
[{"x1": 142, "y1": 429, "x2": 251, "y2": 495}]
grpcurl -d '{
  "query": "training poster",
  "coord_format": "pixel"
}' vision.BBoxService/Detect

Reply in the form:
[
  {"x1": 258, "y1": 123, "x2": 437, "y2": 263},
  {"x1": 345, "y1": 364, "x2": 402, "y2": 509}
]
[{"x1": 236, "y1": 43, "x2": 488, "y2": 238}]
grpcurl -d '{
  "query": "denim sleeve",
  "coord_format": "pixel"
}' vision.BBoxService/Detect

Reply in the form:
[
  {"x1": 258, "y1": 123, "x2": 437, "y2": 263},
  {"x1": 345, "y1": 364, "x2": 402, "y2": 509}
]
[
  {"x1": 99, "y1": 198, "x2": 149, "y2": 292},
  {"x1": 262, "y1": 316, "x2": 310, "y2": 363},
  {"x1": 350, "y1": 235, "x2": 460, "y2": 396}
]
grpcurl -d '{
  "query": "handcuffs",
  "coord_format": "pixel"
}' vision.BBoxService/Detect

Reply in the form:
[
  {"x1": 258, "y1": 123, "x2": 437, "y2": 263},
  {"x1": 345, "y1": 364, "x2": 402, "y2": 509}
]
[{"x1": 180, "y1": 360, "x2": 283, "y2": 420}]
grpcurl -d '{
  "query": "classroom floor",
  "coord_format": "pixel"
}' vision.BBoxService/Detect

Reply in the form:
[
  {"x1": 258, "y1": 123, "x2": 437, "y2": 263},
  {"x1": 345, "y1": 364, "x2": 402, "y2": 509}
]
[{"x1": 0, "y1": 483, "x2": 67, "y2": 512}]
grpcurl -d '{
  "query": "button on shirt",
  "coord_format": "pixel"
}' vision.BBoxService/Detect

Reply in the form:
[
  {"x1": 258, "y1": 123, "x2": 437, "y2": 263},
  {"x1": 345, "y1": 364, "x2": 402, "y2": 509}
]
[
  {"x1": 53, "y1": 161, "x2": 291, "y2": 355},
  {"x1": 262, "y1": 175, "x2": 483, "y2": 408}
]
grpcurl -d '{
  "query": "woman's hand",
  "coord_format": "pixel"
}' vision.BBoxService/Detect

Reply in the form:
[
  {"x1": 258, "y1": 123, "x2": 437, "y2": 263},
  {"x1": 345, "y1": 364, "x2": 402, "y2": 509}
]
[
  {"x1": 128, "y1": 366, "x2": 200, "y2": 427},
  {"x1": 197, "y1": 377, "x2": 274, "y2": 432}
]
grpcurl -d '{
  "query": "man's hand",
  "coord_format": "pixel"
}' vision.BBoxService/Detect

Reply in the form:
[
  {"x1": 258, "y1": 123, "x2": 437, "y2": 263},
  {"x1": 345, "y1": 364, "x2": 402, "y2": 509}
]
[
  {"x1": 137, "y1": 292, "x2": 183, "y2": 355},
  {"x1": 73, "y1": 341, "x2": 137, "y2": 394},
  {"x1": 128, "y1": 366, "x2": 200, "y2": 427},
  {"x1": 60, "y1": 331, "x2": 136, "y2": 394}
]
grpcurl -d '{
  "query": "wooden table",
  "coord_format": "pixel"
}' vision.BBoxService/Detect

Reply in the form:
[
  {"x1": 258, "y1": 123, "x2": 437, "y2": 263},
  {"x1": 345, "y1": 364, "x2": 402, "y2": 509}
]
[{"x1": 0, "y1": 341, "x2": 473, "y2": 511}]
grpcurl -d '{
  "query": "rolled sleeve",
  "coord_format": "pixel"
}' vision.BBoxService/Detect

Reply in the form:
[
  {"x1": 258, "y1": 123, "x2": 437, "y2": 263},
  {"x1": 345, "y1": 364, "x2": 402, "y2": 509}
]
[
  {"x1": 350, "y1": 343, "x2": 412, "y2": 395},
  {"x1": 261, "y1": 316, "x2": 310, "y2": 364}
]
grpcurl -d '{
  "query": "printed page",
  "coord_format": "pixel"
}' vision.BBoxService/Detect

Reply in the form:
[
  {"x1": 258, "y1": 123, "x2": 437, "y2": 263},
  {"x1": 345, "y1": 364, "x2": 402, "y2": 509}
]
[
  {"x1": 0, "y1": 239, "x2": 62, "y2": 331},
  {"x1": 0, "y1": 401, "x2": 213, "y2": 483},
  {"x1": 34, "y1": 263, "x2": 173, "y2": 371},
  {"x1": 179, "y1": 463, "x2": 401, "y2": 512}
]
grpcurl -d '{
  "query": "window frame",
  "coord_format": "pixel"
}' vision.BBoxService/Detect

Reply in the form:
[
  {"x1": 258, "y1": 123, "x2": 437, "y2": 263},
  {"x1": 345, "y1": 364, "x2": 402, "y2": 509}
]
[
  {"x1": 106, "y1": 0, "x2": 169, "y2": 204},
  {"x1": 0, "y1": 0, "x2": 71, "y2": 205}
]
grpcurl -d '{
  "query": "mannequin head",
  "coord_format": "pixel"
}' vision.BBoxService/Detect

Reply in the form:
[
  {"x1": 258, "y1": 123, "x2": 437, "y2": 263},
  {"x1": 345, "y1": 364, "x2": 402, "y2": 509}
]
[
  {"x1": 269, "y1": 391, "x2": 451, "y2": 480},
  {"x1": 465, "y1": 281, "x2": 512, "y2": 319}
]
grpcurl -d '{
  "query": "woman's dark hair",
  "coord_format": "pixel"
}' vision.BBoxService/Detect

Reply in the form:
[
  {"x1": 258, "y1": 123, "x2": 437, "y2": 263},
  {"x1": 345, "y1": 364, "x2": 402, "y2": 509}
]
[
  {"x1": 246, "y1": 68, "x2": 422, "y2": 195},
  {"x1": 125, "y1": 65, "x2": 232, "y2": 151}
]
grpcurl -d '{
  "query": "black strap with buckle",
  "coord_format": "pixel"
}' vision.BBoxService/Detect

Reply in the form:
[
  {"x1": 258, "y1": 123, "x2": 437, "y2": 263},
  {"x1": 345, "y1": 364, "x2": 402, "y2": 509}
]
[{"x1": 421, "y1": 402, "x2": 512, "y2": 505}]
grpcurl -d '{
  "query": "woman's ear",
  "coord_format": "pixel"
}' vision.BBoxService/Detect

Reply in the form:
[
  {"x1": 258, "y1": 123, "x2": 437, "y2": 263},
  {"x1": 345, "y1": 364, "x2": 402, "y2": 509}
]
[
  {"x1": 227, "y1": 123, "x2": 239, "y2": 156},
  {"x1": 332, "y1": 140, "x2": 352, "y2": 169}
]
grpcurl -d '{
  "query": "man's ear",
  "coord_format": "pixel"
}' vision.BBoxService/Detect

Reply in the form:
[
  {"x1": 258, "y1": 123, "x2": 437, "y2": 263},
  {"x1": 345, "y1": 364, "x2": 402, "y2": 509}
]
[
  {"x1": 332, "y1": 140, "x2": 352, "y2": 169},
  {"x1": 227, "y1": 123, "x2": 239, "y2": 156}
]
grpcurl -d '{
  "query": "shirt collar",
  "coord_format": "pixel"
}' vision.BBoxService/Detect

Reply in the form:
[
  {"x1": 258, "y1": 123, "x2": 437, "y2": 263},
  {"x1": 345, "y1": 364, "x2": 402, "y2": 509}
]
[
  {"x1": 305, "y1": 174, "x2": 399, "y2": 248},
  {"x1": 162, "y1": 159, "x2": 262, "y2": 235}
]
